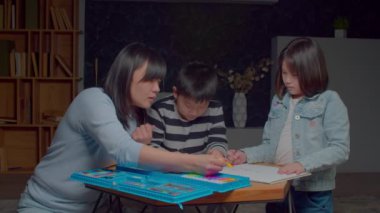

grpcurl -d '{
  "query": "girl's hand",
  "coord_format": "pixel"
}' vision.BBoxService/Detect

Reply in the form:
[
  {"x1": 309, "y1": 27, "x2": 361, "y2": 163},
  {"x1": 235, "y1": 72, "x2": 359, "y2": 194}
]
[
  {"x1": 132, "y1": 124, "x2": 153, "y2": 145},
  {"x1": 227, "y1": 149, "x2": 247, "y2": 165},
  {"x1": 278, "y1": 162, "x2": 305, "y2": 175}
]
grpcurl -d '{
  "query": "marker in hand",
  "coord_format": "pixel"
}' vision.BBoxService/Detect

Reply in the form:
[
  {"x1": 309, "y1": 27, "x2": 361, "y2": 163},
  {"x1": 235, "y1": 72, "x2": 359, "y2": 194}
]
[{"x1": 226, "y1": 162, "x2": 233, "y2": 168}]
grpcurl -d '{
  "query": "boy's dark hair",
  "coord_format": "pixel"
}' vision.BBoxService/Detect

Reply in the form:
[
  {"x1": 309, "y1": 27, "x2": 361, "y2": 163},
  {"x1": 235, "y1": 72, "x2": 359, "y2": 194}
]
[
  {"x1": 175, "y1": 61, "x2": 217, "y2": 102},
  {"x1": 104, "y1": 42, "x2": 166, "y2": 128},
  {"x1": 275, "y1": 37, "x2": 329, "y2": 99}
]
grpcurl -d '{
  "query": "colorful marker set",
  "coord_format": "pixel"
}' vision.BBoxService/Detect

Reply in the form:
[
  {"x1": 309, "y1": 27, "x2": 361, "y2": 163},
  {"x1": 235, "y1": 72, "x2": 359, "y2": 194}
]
[
  {"x1": 118, "y1": 162, "x2": 250, "y2": 193},
  {"x1": 71, "y1": 163, "x2": 251, "y2": 208}
]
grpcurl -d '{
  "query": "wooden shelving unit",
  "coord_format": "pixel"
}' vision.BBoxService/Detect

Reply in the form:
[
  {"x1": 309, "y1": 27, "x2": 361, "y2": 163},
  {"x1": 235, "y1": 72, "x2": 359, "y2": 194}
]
[{"x1": 0, "y1": 0, "x2": 80, "y2": 173}]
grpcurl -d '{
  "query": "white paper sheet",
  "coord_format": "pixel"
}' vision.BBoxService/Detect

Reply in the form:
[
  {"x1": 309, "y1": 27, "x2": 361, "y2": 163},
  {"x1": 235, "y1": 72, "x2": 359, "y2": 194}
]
[{"x1": 221, "y1": 164, "x2": 311, "y2": 184}]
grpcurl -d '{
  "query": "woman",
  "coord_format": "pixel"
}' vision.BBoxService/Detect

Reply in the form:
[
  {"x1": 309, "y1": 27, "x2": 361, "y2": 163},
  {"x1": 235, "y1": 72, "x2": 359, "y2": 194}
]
[{"x1": 18, "y1": 42, "x2": 226, "y2": 212}]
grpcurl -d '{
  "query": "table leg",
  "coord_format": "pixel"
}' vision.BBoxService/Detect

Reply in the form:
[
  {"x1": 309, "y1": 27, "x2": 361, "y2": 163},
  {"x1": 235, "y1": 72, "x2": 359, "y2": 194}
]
[
  {"x1": 288, "y1": 190, "x2": 293, "y2": 213},
  {"x1": 92, "y1": 192, "x2": 104, "y2": 213},
  {"x1": 140, "y1": 204, "x2": 148, "y2": 213},
  {"x1": 232, "y1": 204, "x2": 239, "y2": 213},
  {"x1": 204, "y1": 204, "x2": 238, "y2": 213},
  {"x1": 116, "y1": 196, "x2": 122, "y2": 213},
  {"x1": 204, "y1": 204, "x2": 220, "y2": 213}
]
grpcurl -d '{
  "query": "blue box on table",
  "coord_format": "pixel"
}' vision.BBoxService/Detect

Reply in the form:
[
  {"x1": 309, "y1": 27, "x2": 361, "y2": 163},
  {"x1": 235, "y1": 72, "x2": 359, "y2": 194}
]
[{"x1": 71, "y1": 162, "x2": 250, "y2": 208}]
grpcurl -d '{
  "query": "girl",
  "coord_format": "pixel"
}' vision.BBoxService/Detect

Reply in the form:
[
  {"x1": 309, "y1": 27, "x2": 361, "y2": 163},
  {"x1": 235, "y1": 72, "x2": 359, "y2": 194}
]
[
  {"x1": 228, "y1": 37, "x2": 350, "y2": 213},
  {"x1": 18, "y1": 42, "x2": 226, "y2": 212}
]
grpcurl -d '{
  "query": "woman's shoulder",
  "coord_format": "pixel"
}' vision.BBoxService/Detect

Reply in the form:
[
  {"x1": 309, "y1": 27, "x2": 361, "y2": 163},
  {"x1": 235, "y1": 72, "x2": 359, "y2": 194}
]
[
  {"x1": 68, "y1": 87, "x2": 116, "y2": 119},
  {"x1": 74, "y1": 87, "x2": 112, "y2": 105},
  {"x1": 77, "y1": 87, "x2": 107, "y2": 99},
  {"x1": 78, "y1": 87, "x2": 103, "y2": 96}
]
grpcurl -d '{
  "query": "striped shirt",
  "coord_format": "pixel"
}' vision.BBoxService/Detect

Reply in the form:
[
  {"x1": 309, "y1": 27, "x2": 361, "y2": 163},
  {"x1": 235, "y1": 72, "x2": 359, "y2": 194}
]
[{"x1": 147, "y1": 95, "x2": 228, "y2": 156}]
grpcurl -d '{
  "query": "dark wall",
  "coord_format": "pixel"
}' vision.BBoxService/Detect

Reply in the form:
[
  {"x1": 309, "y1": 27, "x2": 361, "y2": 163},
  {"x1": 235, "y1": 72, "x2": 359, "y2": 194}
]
[{"x1": 84, "y1": 0, "x2": 380, "y2": 127}]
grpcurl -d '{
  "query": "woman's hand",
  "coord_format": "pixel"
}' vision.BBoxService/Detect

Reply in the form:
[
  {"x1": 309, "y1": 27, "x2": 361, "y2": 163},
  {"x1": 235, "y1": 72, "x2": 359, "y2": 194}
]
[
  {"x1": 132, "y1": 124, "x2": 153, "y2": 145},
  {"x1": 139, "y1": 146, "x2": 225, "y2": 175},
  {"x1": 227, "y1": 149, "x2": 247, "y2": 165},
  {"x1": 207, "y1": 149, "x2": 225, "y2": 159},
  {"x1": 278, "y1": 162, "x2": 305, "y2": 175},
  {"x1": 190, "y1": 154, "x2": 226, "y2": 176}
]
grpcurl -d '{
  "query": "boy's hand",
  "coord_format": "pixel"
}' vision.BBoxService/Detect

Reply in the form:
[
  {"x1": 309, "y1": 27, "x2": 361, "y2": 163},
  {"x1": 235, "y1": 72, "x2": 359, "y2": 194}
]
[
  {"x1": 278, "y1": 162, "x2": 305, "y2": 175},
  {"x1": 132, "y1": 124, "x2": 153, "y2": 145},
  {"x1": 227, "y1": 149, "x2": 247, "y2": 165}
]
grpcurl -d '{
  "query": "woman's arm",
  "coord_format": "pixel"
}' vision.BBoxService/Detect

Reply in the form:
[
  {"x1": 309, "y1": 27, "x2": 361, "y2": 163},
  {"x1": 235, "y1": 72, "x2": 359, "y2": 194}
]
[{"x1": 139, "y1": 145, "x2": 226, "y2": 175}]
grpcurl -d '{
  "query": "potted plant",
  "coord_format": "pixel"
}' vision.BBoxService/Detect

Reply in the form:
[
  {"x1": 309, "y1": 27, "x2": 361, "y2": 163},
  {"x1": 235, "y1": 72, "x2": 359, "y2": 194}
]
[{"x1": 333, "y1": 16, "x2": 349, "y2": 38}]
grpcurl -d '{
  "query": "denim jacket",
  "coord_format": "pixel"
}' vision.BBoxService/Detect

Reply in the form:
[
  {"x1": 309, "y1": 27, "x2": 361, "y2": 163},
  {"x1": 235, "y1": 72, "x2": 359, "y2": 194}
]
[{"x1": 242, "y1": 90, "x2": 350, "y2": 191}]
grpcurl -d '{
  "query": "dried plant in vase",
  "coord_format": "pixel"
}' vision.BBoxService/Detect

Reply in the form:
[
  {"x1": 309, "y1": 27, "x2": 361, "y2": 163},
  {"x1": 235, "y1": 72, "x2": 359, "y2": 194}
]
[
  {"x1": 216, "y1": 57, "x2": 271, "y2": 94},
  {"x1": 216, "y1": 57, "x2": 271, "y2": 128}
]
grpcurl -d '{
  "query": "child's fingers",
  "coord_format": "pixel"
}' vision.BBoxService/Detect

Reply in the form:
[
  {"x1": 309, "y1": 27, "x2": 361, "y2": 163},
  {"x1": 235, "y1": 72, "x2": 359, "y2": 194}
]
[
  {"x1": 143, "y1": 124, "x2": 153, "y2": 136},
  {"x1": 227, "y1": 150, "x2": 237, "y2": 159},
  {"x1": 136, "y1": 124, "x2": 152, "y2": 138}
]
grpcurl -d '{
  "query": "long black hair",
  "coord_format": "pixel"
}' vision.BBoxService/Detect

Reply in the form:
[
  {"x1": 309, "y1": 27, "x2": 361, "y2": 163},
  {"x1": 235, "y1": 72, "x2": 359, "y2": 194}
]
[{"x1": 104, "y1": 42, "x2": 166, "y2": 128}]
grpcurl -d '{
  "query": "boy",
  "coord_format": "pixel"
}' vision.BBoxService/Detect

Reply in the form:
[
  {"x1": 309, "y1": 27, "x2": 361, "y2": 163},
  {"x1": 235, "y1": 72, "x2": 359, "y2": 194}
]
[{"x1": 147, "y1": 61, "x2": 228, "y2": 158}]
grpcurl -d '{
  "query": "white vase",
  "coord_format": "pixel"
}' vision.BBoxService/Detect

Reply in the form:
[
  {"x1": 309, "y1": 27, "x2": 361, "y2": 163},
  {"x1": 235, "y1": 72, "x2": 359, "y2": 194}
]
[
  {"x1": 232, "y1": 92, "x2": 247, "y2": 128},
  {"x1": 334, "y1": 29, "x2": 347, "y2": 38}
]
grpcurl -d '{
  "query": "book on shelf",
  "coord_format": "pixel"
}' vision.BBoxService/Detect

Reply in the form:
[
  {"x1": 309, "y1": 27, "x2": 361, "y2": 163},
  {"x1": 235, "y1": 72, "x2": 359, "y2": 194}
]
[
  {"x1": 221, "y1": 164, "x2": 311, "y2": 184},
  {"x1": 41, "y1": 110, "x2": 63, "y2": 123},
  {"x1": 0, "y1": 118, "x2": 17, "y2": 124},
  {"x1": 54, "y1": 7, "x2": 66, "y2": 30},
  {"x1": 0, "y1": 4, "x2": 4, "y2": 29},
  {"x1": 41, "y1": 52, "x2": 48, "y2": 77},
  {"x1": 20, "y1": 52, "x2": 26, "y2": 76},
  {"x1": 25, "y1": 0, "x2": 39, "y2": 29},
  {"x1": 3, "y1": 0, "x2": 13, "y2": 29},
  {"x1": 3, "y1": 0, "x2": 10, "y2": 29},
  {"x1": 0, "y1": 39, "x2": 15, "y2": 76},
  {"x1": 14, "y1": 52, "x2": 26, "y2": 77},
  {"x1": 71, "y1": 162, "x2": 251, "y2": 209},
  {"x1": 9, "y1": 1, "x2": 14, "y2": 29},
  {"x1": 2, "y1": 1, "x2": 6, "y2": 29},
  {"x1": 50, "y1": 7, "x2": 58, "y2": 29},
  {"x1": 31, "y1": 52, "x2": 38, "y2": 77},
  {"x1": 9, "y1": 49, "x2": 15, "y2": 76},
  {"x1": 55, "y1": 54, "x2": 72, "y2": 77},
  {"x1": 14, "y1": 51, "x2": 20, "y2": 76},
  {"x1": 0, "y1": 0, "x2": 17, "y2": 29},
  {"x1": 49, "y1": 7, "x2": 72, "y2": 30},
  {"x1": 60, "y1": 8, "x2": 72, "y2": 30}
]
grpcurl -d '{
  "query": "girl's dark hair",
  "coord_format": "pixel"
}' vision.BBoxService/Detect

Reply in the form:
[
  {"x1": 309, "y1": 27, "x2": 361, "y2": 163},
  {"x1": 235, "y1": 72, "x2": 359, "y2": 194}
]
[
  {"x1": 175, "y1": 61, "x2": 217, "y2": 102},
  {"x1": 275, "y1": 37, "x2": 329, "y2": 99},
  {"x1": 104, "y1": 42, "x2": 166, "y2": 128}
]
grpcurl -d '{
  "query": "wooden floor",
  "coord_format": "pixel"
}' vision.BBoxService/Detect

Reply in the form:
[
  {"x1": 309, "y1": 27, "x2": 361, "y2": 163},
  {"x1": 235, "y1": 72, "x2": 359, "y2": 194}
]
[
  {"x1": 0, "y1": 174, "x2": 30, "y2": 199},
  {"x1": 334, "y1": 172, "x2": 380, "y2": 197}
]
